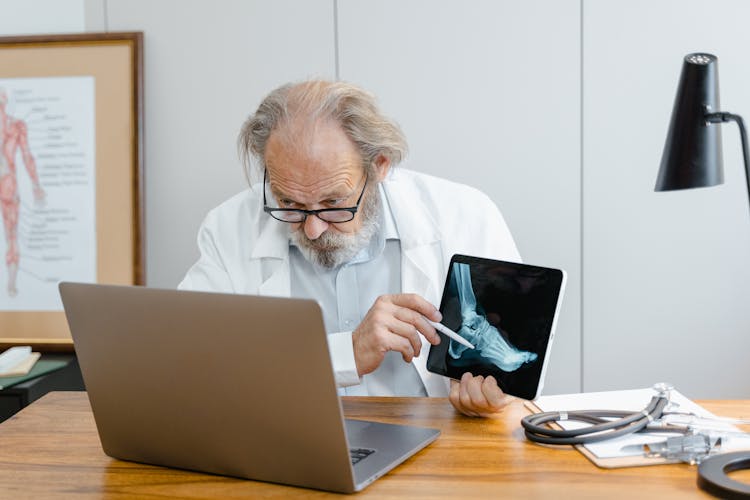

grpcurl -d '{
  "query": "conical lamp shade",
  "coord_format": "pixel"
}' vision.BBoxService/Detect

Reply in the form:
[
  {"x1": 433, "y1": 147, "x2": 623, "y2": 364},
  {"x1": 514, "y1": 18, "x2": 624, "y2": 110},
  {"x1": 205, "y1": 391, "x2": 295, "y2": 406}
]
[{"x1": 656, "y1": 53, "x2": 724, "y2": 191}]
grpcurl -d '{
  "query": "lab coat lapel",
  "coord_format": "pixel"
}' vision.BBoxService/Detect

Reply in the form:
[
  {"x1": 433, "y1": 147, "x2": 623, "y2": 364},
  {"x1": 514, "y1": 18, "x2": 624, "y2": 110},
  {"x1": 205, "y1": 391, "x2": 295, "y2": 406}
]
[
  {"x1": 384, "y1": 176, "x2": 444, "y2": 303},
  {"x1": 257, "y1": 259, "x2": 291, "y2": 296},
  {"x1": 251, "y1": 216, "x2": 292, "y2": 297},
  {"x1": 403, "y1": 243, "x2": 449, "y2": 396},
  {"x1": 385, "y1": 177, "x2": 448, "y2": 396},
  {"x1": 401, "y1": 244, "x2": 442, "y2": 304}
]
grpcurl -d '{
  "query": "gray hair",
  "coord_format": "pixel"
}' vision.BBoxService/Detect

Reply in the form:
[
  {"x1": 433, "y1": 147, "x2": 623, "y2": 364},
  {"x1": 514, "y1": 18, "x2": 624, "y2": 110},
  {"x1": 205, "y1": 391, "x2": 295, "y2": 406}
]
[{"x1": 238, "y1": 80, "x2": 408, "y2": 182}]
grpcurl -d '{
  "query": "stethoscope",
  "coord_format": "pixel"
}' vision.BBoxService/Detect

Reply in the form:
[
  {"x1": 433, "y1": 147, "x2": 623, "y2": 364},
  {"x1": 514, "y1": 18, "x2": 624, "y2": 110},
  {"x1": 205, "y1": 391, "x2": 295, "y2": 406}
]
[
  {"x1": 521, "y1": 383, "x2": 685, "y2": 446},
  {"x1": 521, "y1": 383, "x2": 750, "y2": 498}
]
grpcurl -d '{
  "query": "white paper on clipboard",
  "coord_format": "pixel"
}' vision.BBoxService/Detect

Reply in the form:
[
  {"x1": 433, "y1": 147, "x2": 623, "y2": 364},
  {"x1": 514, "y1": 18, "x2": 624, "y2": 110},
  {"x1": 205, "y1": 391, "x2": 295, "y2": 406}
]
[{"x1": 529, "y1": 388, "x2": 739, "y2": 462}]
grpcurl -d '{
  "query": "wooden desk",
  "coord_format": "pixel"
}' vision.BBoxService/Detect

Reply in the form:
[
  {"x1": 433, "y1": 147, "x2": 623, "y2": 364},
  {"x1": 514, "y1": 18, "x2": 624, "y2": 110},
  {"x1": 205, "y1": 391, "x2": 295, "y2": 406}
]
[{"x1": 1, "y1": 393, "x2": 749, "y2": 498}]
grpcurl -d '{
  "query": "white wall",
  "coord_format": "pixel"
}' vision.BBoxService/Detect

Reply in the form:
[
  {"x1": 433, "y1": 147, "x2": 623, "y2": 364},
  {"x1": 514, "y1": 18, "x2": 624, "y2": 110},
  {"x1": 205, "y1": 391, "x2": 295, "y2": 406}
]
[
  {"x1": 583, "y1": 0, "x2": 750, "y2": 398},
  {"x1": 335, "y1": 0, "x2": 581, "y2": 396},
  {"x1": 0, "y1": 0, "x2": 84, "y2": 34},
  {"x1": 6, "y1": 0, "x2": 750, "y2": 398},
  {"x1": 103, "y1": 0, "x2": 336, "y2": 288}
]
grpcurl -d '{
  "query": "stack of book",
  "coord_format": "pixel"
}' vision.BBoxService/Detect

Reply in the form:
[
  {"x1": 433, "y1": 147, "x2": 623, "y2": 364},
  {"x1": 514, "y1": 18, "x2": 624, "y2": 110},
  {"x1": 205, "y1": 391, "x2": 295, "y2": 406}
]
[{"x1": 0, "y1": 346, "x2": 42, "y2": 389}]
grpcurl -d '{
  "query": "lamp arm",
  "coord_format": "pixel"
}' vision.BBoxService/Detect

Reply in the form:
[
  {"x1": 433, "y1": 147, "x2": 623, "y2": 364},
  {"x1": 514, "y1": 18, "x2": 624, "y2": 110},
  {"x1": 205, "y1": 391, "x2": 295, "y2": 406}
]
[{"x1": 706, "y1": 112, "x2": 750, "y2": 212}]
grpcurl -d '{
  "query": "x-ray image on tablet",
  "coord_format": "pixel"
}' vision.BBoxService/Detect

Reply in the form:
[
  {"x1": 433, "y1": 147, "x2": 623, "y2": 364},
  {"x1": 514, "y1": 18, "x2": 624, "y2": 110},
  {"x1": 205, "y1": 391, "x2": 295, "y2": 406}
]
[{"x1": 427, "y1": 255, "x2": 566, "y2": 400}]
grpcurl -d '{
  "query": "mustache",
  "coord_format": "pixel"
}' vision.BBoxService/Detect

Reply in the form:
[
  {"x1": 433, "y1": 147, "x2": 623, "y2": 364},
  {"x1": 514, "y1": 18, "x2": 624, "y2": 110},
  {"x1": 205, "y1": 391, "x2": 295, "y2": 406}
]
[
  {"x1": 290, "y1": 185, "x2": 381, "y2": 268},
  {"x1": 295, "y1": 227, "x2": 347, "y2": 245},
  {"x1": 295, "y1": 230, "x2": 348, "y2": 250}
]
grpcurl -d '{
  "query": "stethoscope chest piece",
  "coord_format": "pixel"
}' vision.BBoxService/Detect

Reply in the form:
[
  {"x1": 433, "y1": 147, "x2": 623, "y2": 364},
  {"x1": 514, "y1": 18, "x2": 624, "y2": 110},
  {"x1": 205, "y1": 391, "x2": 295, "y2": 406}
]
[{"x1": 698, "y1": 451, "x2": 750, "y2": 498}]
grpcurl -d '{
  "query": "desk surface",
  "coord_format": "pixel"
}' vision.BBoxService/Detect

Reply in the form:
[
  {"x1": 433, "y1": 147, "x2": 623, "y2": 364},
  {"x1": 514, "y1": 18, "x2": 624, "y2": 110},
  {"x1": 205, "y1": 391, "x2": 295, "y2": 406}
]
[{"x1": 1, "y1": 392, "x2": 749, "y2": 498}]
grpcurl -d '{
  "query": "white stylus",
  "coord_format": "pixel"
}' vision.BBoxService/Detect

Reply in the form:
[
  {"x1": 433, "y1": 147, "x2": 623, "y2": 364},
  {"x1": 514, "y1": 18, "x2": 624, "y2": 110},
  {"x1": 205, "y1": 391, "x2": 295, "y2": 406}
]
[{"x1": 427, "y1": 320, "x2": 475, "y2": 349}]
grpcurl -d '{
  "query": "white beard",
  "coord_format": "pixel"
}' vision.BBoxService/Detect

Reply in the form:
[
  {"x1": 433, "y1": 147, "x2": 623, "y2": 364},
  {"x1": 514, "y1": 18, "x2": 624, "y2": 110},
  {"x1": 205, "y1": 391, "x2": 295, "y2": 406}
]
[{"x1": 290, "y1": 186, "x2": 381, "y2": 269}]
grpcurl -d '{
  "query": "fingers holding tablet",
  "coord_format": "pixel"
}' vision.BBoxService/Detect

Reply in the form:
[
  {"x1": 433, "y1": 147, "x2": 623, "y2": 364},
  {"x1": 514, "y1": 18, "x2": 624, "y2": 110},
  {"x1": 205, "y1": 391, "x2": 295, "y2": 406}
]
[
  {"x1": 428, "y1": 255, "x2": 566, "y2": 401},
  {"x1": 449, "y1": 372, "x2": 511, "y2": 417}
]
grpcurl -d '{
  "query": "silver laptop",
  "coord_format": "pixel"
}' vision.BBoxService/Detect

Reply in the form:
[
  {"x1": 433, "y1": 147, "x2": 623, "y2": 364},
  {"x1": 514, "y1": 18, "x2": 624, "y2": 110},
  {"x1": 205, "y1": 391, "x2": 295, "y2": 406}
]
[{"x1": 59, "y1": 283, "x2": 440, "y2": 493}]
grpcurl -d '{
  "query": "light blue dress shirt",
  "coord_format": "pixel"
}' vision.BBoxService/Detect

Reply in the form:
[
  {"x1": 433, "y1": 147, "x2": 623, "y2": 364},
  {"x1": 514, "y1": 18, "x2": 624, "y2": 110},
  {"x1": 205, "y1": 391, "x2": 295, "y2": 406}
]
[{"x1": 289, "y1": 185, "x2": 427, "y2": 397}]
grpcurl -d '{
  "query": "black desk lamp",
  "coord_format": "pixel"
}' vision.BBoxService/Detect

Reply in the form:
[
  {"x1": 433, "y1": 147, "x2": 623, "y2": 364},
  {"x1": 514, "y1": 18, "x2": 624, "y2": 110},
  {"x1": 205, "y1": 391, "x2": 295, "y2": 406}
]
[
  {"x1": 656, "y1": 52, "x2": 750, "y2": 499},
  {"x1": 656, "y1": 53, "x2": 750, "y2": 202}
]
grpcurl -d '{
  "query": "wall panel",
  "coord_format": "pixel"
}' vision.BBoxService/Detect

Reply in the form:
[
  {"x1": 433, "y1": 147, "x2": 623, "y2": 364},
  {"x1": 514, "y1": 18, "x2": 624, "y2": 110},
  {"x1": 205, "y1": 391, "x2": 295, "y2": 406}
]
[
  {"x1": 583, "y1": 0, "x2": 750, "y2": 397},
  {"x1": 338, "y1": 0, "x2": 582, "y2": 394},
  {"x1": 106, "y1": 0, "x2": 336, "y2": 287}
]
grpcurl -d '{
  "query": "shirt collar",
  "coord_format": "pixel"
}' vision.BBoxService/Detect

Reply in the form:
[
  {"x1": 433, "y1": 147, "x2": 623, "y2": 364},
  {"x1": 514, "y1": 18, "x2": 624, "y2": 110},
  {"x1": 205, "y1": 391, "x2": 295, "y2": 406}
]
[{"x1": 344, "y1": 184, "x2": 398, "y2": 265}]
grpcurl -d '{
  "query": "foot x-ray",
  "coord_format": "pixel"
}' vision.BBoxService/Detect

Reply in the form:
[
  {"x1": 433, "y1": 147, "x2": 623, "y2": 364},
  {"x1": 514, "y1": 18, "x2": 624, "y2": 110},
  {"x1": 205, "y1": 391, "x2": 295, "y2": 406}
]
[
  {"x1": 448, "y1": 262, "x2": 538, "y2": 371},
  {"x1": 427, "y1": 255, "x2": 565, "y2": 400}
]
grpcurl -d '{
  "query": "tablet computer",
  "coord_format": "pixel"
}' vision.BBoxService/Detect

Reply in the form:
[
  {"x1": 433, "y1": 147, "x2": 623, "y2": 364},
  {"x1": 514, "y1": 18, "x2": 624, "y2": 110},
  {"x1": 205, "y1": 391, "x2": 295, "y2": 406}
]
[{"x1": 427, "y1": 255, "x2": 566, "y2": 400}]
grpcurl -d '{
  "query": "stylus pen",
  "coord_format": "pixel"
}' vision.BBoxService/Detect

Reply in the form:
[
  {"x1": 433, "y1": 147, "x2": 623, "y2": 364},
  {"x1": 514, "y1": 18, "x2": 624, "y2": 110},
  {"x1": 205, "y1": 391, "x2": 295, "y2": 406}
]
[{"x1": 427, "y1": 320, "x2": 475, "y2": 349}]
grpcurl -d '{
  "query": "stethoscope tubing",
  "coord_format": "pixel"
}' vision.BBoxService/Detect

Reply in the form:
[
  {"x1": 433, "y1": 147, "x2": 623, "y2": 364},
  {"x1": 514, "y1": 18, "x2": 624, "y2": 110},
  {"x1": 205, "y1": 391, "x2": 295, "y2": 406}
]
[{"x1": 522, "y1": 396, "x2": 671, "y2": 445}]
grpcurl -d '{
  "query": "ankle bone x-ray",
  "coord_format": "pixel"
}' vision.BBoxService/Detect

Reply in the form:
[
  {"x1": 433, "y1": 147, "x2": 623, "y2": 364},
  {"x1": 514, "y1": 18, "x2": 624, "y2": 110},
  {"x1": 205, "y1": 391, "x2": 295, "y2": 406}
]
[
  {"x1": 427, "y1": 255, "x2": 564, "y2": 400},
  {"x1": 448, "y1": 262, "x2": 538, "y2": 372}
]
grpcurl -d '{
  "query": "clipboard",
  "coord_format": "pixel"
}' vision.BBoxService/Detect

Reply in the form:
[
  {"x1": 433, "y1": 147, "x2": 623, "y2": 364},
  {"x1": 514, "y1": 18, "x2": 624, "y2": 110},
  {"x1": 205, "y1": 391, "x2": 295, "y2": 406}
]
[{"x1": 523, "y1": 387, "x2": 728, "y2": 469}]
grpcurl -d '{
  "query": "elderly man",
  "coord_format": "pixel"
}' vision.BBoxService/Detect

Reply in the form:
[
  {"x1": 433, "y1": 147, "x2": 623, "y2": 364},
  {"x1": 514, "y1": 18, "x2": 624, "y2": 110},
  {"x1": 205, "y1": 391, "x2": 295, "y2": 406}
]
[{"x1": 179, "y1": 80, "x2": 521, "y2": 417}]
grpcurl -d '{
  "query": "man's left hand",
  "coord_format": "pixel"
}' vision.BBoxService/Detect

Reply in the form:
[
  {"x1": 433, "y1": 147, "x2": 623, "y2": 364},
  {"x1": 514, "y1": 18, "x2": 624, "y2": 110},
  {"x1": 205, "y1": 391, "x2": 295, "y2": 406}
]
[{"x1": 449, "y1": 372, "x2": 510, "y2": 417}]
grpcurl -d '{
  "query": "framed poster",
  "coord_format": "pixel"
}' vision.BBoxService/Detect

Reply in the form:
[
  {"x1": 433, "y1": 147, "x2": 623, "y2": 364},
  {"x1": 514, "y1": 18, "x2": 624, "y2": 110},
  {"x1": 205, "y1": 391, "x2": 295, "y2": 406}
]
[{"x1": 0, "y1": 32, "x2": 144, "y2": 351}]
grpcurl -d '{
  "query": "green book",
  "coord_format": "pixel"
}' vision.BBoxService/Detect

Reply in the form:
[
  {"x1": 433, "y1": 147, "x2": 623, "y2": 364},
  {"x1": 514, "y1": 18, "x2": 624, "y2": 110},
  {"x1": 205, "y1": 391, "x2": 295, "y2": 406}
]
[{"x1": 0, "y1": 359, "x2": 68, "y2": 390}]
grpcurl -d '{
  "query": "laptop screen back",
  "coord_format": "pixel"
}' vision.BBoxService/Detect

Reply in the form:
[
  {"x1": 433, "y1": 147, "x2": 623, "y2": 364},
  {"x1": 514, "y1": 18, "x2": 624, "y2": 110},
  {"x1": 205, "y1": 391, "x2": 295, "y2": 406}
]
[{"x1": 60, "y1": 283, "x2": 357, "y2": 492}]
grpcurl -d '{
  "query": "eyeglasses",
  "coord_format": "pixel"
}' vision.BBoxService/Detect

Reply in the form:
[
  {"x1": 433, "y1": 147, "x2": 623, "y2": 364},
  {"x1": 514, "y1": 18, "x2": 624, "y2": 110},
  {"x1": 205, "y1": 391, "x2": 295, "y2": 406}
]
[{"x1": 263, "y1": 170, "x2": 369, "y2": 223}]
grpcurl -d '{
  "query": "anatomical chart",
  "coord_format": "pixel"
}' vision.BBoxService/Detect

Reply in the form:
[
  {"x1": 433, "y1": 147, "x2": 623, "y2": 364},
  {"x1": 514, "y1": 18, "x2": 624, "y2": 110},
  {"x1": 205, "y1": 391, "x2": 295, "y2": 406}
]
[{"x1": 0, "y1": 76, "x2": 95, "y2": 311}]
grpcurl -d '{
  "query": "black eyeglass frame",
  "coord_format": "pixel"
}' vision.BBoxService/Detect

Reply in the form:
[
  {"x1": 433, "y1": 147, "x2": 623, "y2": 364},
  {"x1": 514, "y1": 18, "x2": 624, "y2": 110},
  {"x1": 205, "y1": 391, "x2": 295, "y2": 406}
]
[{"x1": 262, "y1": 169, "x2": 369, "y2": 223}]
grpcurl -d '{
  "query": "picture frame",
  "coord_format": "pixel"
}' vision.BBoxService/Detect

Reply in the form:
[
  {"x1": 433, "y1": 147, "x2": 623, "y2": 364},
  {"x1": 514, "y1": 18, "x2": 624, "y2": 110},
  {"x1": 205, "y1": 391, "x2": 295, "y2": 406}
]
[{"x1": 0, "y1": 32, "x2": 144, "y2": 351}]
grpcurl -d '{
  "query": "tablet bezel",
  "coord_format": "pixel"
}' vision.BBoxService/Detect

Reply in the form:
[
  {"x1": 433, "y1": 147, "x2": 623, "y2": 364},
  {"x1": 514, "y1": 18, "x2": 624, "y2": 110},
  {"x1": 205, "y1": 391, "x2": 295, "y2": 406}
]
[{"x1": 426, "y1": 254, "x2": 566, "y2": 400}]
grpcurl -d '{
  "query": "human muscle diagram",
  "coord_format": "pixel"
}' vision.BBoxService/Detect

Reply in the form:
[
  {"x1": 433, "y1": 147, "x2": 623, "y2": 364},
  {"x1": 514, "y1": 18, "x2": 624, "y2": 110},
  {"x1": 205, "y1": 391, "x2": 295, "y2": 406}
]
[{"x1": 0, "y1": 77, "x2": 95, "y2": 311}]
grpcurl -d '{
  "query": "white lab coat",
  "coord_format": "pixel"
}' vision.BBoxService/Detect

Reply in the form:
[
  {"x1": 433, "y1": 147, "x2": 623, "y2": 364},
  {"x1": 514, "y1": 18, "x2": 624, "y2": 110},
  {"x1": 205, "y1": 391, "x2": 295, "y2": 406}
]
[{"x1": 179, "y1": 168, "x2": 521, "y2": 396}]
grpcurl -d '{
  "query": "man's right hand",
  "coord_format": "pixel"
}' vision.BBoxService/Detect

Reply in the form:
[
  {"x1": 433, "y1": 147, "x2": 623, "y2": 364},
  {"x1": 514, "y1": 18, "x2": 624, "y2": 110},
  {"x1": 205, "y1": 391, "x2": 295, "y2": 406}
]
[{"x1": 352, "y1": 293, "x2": 442, "y2": 377}]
